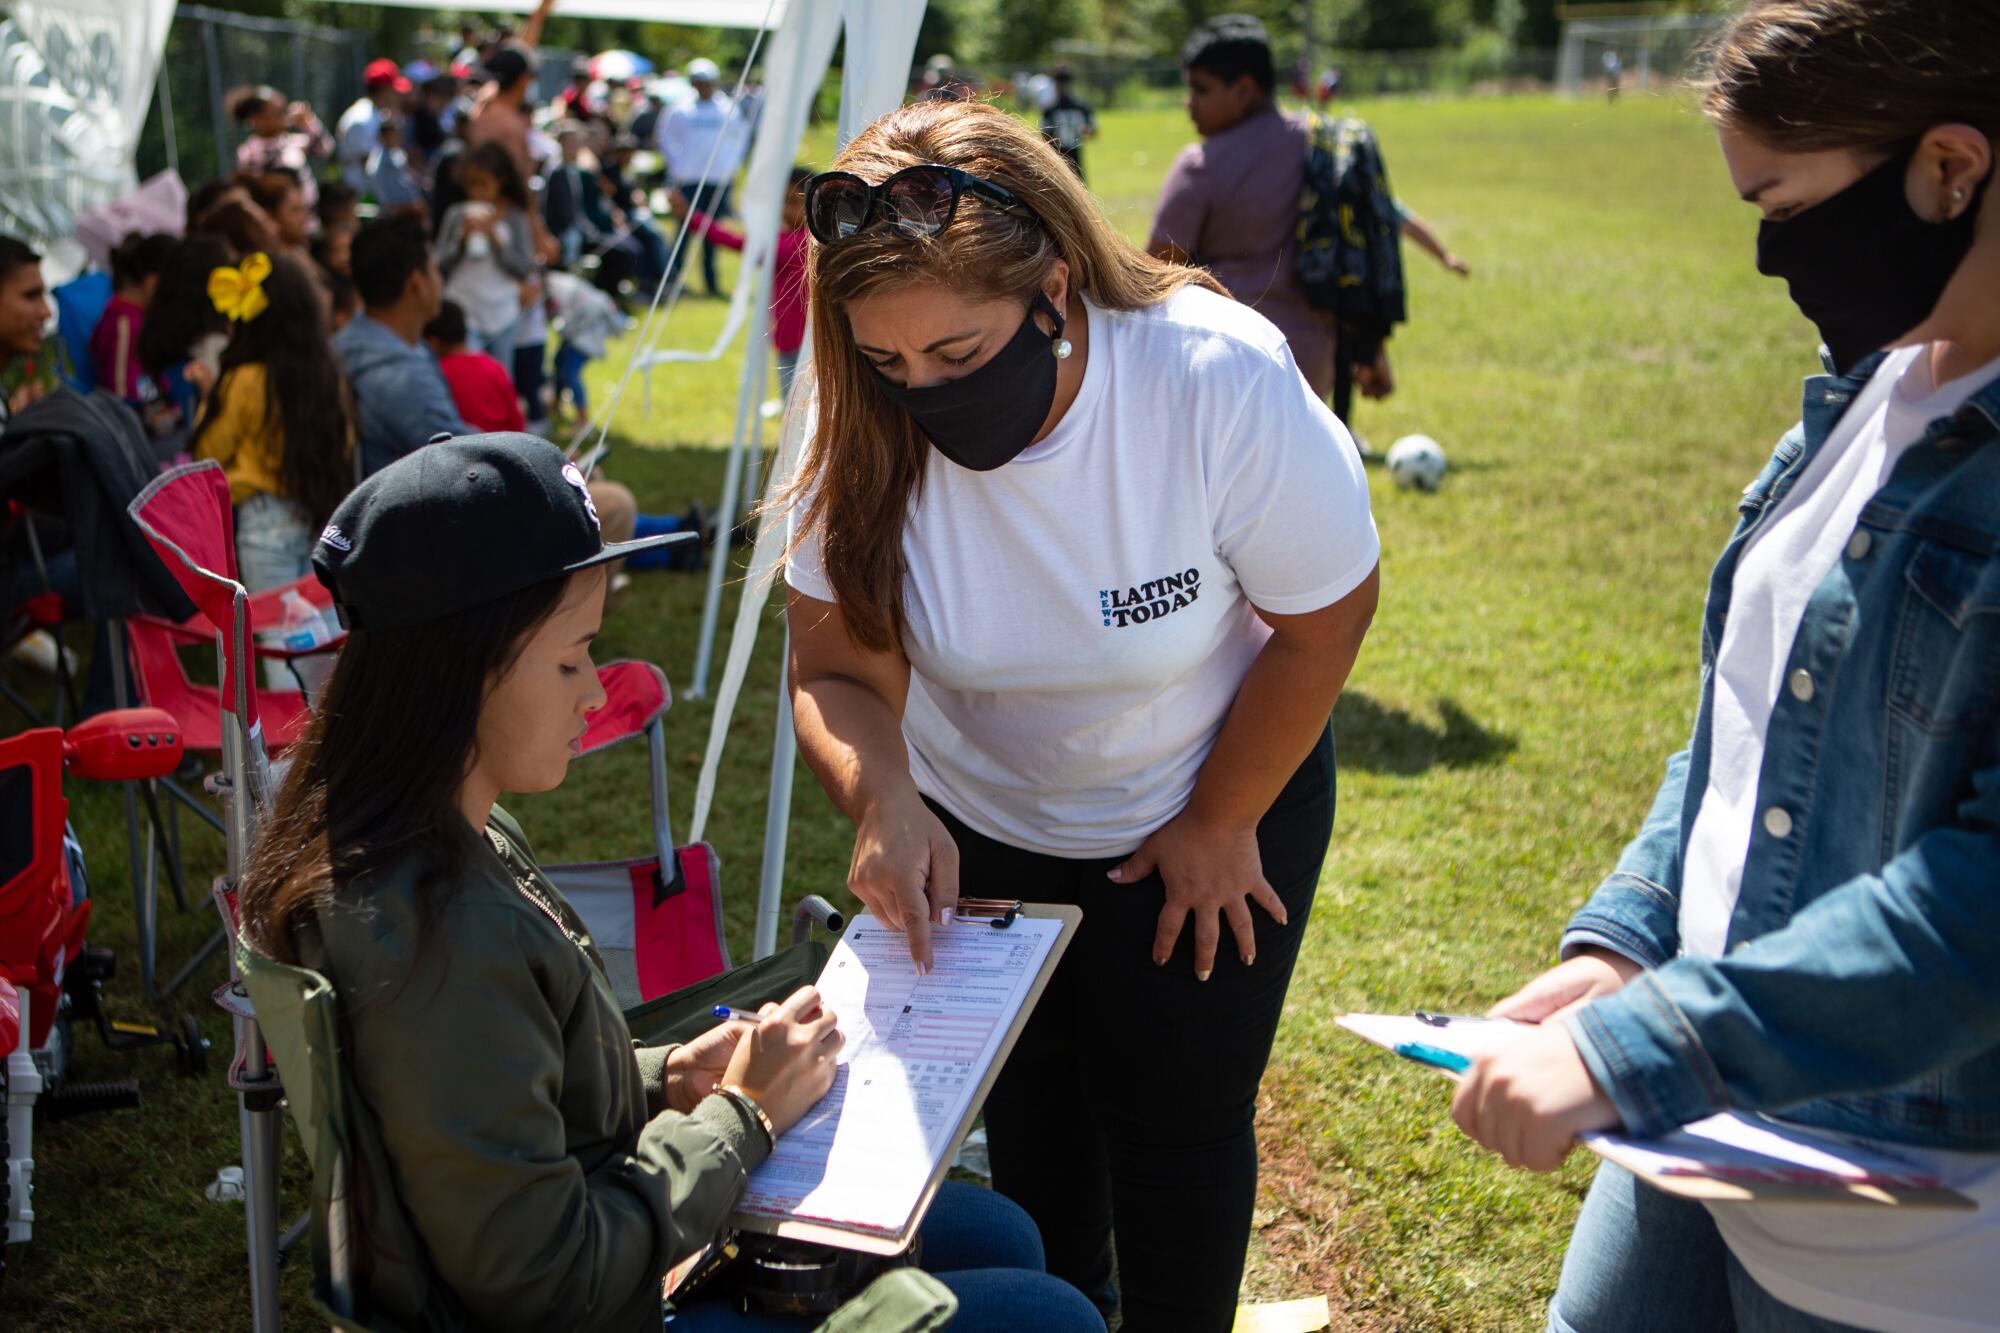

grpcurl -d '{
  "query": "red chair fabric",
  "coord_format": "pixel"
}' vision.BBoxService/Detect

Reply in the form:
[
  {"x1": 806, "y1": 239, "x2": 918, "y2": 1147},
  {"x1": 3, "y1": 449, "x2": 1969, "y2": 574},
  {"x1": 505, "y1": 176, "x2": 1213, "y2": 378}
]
[
  {"x1": 0, "y1": 727, "x2": 88, "y2": 1048},
  {"x1": 580, "y1": 661, "x2": 670, "y2": 757},
  {"x1": 125, "y1": 615, "x2": 312, "y2": 755}
]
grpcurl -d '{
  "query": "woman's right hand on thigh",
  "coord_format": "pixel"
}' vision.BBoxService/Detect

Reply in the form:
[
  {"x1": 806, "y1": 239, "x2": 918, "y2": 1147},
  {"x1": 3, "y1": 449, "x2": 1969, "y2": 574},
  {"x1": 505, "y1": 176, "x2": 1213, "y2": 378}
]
[
  {"x1": 848, "y1": 788, "x2": 959, "y2": 972},
  {"x1": 722, "y1": 986, "x2": 843, "y2": 1136},
  {"x1": 1488, "y1": 947, "x2": 1643, "y2": 1024}
]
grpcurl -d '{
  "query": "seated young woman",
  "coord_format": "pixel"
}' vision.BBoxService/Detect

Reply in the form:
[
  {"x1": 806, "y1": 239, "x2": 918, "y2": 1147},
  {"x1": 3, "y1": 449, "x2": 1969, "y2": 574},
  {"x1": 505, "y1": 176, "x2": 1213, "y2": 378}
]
[{"x1": 236, "y1": 432, "x2": 1102, "y2": 1332}]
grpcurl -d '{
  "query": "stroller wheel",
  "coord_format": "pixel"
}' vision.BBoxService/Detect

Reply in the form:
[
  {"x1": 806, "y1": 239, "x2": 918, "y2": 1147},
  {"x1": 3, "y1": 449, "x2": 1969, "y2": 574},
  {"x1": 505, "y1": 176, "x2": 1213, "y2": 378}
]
[{"x1": 178, "y1": 1015, "x2": 209, "y2": 1077}]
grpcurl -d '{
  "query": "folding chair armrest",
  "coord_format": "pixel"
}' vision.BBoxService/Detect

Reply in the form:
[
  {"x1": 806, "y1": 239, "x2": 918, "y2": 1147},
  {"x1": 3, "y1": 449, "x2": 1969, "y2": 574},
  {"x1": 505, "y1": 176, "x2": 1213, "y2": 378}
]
[{"x1": 790, "y1": 895, "x2": 845, "y2": 947}]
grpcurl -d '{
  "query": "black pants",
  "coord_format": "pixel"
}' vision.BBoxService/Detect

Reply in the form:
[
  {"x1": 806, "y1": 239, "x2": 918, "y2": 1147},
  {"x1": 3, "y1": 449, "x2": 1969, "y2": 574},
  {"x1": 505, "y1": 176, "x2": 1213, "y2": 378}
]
[
  {"x1": 930, "y1": 726, "x2": 1335, "y2": 1333},
  {"x1": 669, "y1": 179, "x2": 733, "y2": 296}
]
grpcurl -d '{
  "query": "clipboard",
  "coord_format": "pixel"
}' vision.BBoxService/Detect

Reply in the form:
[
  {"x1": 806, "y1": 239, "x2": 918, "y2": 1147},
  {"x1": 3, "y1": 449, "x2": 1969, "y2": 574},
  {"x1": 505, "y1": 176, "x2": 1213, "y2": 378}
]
[
  {"x1": 1337, "y1": 1012, "x2": 1978, "y2": 1212},
  {"x1": 728, "y1": 899, "x2": 1081, "y2": 1255}
]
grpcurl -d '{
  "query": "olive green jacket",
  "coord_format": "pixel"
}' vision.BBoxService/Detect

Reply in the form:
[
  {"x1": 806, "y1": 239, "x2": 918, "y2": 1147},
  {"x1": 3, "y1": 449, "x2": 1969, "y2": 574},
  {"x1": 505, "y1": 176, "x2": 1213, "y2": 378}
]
[{"x1": 294, "y1": 806, "x2": 769, "y2": 1331}]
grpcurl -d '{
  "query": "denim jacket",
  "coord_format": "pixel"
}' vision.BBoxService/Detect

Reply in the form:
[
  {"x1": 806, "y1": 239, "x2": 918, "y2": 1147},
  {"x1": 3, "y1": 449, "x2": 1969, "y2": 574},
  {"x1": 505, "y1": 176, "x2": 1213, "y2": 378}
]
[
  {"x1": 332, "y1": 314, "x2": 469, "y2": 477},
  {"x1": 1562, "y1": 349, "x2": 2000, "y2": 1149}
]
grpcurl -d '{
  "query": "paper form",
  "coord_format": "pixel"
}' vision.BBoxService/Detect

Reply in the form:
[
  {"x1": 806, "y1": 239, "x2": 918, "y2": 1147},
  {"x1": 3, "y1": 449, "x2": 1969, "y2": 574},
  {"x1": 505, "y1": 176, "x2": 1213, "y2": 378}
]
[
  {"x1": 1339, "y1": 1012, "x2": 1952, "y2": 1196},
  {"x1": 735, "y1": 912, "x2": 1063, "y2": 1236},
  {"x1": 1585, "y1": 1115, "x2": 1945, "y2": 1189}
]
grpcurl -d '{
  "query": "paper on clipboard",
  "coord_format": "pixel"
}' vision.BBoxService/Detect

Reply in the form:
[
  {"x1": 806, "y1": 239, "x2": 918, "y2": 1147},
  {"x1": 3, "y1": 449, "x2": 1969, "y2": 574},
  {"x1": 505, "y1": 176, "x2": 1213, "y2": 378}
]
[
  {"x1": 1338, "y1": 1011, "x2": 1978, "y2": 1209},
  {"x1": 732, "y1": 910, "x2": 1066, "y2": 1242}
]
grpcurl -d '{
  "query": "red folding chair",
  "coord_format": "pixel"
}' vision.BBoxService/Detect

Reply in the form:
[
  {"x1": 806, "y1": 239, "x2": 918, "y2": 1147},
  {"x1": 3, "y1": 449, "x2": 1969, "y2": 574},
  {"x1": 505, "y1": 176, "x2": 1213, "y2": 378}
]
[
  {"x1": 126, "y1": 461, "x2": 290, "y2": 1332},
  {"x1": 545, "y1": 660, "x2": 732, "y2": 1009},
  {"x1": 112, "y1": 468, "x2": 332, "y2": 1001}
]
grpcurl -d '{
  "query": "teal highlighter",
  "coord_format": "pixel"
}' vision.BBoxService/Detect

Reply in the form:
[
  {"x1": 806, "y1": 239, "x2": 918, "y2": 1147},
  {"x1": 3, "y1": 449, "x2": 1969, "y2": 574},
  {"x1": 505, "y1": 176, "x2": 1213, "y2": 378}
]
[{"x1": 1393, "y1": 1041, "x2": 1473, "y2": 1075}]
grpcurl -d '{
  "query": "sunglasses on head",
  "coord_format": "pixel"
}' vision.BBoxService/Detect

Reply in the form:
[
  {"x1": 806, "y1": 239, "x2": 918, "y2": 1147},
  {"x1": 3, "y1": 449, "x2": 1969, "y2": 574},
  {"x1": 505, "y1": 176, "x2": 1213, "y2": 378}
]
[{"x1": 803, "y1": 164, "x2": 1040, "y2": 245}]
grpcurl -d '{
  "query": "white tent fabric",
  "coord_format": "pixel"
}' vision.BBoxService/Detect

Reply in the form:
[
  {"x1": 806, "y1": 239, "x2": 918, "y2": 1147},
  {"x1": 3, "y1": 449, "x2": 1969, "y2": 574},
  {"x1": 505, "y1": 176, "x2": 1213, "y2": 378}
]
[
  {"x1": 687, "y1": 0, "x2": 930, "y2": 955},
  {"x1": 0, "y1": 0, "x2": 175, "y2": 259},
  {"x1": 315, "y1": 0, "x2": 788, "y2": 26}
]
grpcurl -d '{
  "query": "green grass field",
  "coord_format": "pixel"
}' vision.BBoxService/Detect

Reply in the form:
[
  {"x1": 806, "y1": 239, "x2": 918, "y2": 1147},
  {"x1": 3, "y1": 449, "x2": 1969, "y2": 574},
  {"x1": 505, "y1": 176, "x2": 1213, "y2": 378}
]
[{"x1": 0, "y1": 93, "x2": 1815, "y2": 1330}]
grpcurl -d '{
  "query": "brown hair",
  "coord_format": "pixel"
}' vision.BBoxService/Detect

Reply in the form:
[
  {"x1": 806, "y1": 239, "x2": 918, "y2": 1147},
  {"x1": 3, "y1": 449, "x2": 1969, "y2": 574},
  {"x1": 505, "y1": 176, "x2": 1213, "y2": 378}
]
[
  {"x1": 1701, "y1": 0, "x2": 2000, "y2": 151},
  {"x1": 788, "y1": 98, "x2": 1223, "y2": 653}
]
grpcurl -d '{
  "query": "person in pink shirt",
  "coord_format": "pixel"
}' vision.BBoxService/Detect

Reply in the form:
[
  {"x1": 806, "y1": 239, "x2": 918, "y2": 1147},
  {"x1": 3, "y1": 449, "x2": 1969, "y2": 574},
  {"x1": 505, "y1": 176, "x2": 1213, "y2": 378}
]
[
  {"x1": 90, "y1": 231, "x2": 175, "y2": 403},
  {"x1": 670, "y1": 168, "x2": 812, "y2": 397}
]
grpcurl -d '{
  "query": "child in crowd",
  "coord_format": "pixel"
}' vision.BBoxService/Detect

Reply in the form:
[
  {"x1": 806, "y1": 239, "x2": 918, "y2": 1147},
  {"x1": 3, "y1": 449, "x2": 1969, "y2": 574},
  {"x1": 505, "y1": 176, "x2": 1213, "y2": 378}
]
[
  {"x1": 189, "y1": 250, "x2": 354, "y2": 594},
  {"x1": 243, "y1": 171, "x2": 314, "y2": 253},
  {"x1": 544, "y1": 268, "x2": 624, "y2": 429},
  {"x1": 669, "y1": 167, "x2": 811, "y2": 398},
  {"x1": 324, "y1": 269, "x2": 360, "y2": 333},
  {"x1": 423, "y1": 299, "x2": 523, "y2": 433},
  {"x1": 367, "y1": 119, "x2": 427, "y2": 211},
  {"x1": 90, "y1": 230, "x2": 174, "y2": 407},
  {"x1": 316, "y1": 182, "x2": 361, "y2": 239},
  {"x1": 435, "y1": 142, "x2": 537, "y2": 373},
  {"x1": 228, "y1": 84, "x2": 332, "y2": 217},
  {"x1": 137, "y1": 233, "x2": 238, "y2": 448},
  {"x1": 311, "y1": 223, "x2": 354, "y2": 278}
]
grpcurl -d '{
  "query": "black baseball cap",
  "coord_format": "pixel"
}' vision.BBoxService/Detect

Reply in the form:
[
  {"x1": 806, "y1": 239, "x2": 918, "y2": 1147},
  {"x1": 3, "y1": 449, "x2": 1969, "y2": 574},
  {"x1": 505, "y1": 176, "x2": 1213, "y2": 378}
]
[{"x1": 312, "y1": 433, "x2": 694, "y2": 630}]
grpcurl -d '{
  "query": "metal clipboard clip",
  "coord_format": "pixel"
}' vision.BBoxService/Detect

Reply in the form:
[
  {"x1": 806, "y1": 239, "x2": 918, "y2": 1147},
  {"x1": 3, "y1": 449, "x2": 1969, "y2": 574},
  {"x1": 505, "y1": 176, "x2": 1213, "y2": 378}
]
[{"x1": 951, "y1": 898, "x2": 1023, "y2": 929}]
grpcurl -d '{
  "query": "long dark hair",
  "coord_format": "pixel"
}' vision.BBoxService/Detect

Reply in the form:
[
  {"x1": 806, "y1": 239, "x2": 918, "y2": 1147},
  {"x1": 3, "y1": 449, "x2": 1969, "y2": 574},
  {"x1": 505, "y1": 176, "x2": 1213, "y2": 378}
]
[
  {"x1": 459, "y1": 141, "x2": 532, "y2": 212},
  {"x1": 137, "y1": 234, "x2": 236, "y2": 379},
  {"x1": 238, "y1": 575, "x2": 573, "y2": 965},
  {"x1": 189, "y1": 251, "x2": 354, "y2": 526}
]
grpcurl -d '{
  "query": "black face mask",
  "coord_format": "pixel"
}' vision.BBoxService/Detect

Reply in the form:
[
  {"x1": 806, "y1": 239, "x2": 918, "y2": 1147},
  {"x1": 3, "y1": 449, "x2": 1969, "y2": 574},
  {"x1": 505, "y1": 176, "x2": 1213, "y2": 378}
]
[
  {"x1": 1756, "y1": 145, "x2": 1992, "y2": 376},
  {"x1": 873, "y1": 293, "x2": 1068, "y2": 472}
]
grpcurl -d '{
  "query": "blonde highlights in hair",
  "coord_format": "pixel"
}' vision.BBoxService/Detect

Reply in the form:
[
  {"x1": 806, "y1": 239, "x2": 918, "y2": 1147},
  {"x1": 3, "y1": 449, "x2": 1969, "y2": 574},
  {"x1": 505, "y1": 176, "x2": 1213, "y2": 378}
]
[{"x1": 787, "y1": 99, "x2": 1222, "y2": 653}]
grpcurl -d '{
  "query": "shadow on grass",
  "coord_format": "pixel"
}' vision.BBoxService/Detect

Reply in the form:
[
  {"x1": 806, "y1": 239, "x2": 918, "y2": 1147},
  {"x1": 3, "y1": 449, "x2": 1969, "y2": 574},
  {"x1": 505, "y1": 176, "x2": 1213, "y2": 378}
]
[{"x1": 1334, "y1": 692, "x2": 1517, "y2": 775}]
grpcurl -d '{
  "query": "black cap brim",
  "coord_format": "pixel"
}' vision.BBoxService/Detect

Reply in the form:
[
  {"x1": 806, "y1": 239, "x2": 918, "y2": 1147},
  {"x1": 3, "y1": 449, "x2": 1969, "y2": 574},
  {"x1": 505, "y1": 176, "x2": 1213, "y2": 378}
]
[{"x1": 562, "y1": 529, "x2": 699, "y2": 576}]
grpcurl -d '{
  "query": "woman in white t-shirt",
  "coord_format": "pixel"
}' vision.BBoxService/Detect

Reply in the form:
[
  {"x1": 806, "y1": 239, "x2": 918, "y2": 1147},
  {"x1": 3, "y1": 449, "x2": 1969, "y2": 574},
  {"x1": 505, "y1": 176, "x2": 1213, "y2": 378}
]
[
  {"x1": 1449, "y1": 3, "x2": 2000, "y2": 1331},
  {"x1": 784, "y1": 101, "x2": 1379, "y2": 1332}
]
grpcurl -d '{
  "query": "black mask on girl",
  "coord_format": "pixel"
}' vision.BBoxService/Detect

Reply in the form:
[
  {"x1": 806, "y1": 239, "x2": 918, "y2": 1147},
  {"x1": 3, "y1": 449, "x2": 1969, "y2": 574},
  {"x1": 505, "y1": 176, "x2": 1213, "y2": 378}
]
[
  {"x1": 873, "y1": 293, "x2": 1068, "y2": 472},
  {"x1": 1756, "y1": 144, "x2": 1992, "y2": 376}
]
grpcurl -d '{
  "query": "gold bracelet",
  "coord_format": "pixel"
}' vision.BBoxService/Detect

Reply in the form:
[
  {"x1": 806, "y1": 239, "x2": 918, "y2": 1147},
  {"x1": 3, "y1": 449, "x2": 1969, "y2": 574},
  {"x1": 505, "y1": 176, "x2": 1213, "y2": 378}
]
[{"x1": 719, "y1": 1083, "x2": 776, "y2": 1150}]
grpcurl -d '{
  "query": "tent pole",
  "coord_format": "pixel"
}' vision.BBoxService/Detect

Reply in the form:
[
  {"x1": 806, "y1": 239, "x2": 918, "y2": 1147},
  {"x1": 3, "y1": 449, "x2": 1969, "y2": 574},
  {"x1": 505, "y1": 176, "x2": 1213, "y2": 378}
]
[
  {"x1": 754, "y1": 627, "x2": 796, "y2": 960},
  {"x1": 688, "y1": 257, "x2": 772, "y2": 700}
]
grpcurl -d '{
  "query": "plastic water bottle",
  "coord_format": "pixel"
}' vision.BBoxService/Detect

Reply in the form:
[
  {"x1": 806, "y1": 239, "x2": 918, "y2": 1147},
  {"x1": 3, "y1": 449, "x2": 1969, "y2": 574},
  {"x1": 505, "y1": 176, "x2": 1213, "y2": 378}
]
[{"x1": 278, "y1": 590, "x2": 331, "y2": 653}]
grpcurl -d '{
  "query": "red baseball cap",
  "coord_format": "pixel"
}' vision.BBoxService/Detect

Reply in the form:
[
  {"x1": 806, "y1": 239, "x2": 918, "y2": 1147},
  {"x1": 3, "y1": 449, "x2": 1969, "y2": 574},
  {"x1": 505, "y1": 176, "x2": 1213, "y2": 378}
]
[{"x1": 364, "y1": 58, "x2": 412, "y2": 94}]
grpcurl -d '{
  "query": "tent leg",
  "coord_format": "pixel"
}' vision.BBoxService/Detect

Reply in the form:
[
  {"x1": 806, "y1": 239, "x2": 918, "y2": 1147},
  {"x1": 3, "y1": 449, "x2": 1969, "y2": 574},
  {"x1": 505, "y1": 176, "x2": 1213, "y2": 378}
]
[
  {"x1": 753, "y1": 629, "x2": 796, "y2": 961},
  {"x1": 688, "y1": 296, "x2": 770, "y2": 702}
]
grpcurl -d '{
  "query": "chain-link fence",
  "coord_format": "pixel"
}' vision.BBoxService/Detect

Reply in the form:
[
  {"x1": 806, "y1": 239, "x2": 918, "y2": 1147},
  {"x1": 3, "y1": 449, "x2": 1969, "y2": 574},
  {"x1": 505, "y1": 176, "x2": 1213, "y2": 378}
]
[{"x1": 135, "y1": 5, "x2": 366, "y2": 189}]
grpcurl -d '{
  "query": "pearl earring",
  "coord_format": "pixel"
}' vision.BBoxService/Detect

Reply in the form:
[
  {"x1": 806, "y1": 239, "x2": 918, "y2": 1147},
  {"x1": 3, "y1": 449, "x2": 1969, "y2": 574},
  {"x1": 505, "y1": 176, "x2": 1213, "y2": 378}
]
[{"x1": 1053, "y1": 338, "x2": 1073, "y2": 360}]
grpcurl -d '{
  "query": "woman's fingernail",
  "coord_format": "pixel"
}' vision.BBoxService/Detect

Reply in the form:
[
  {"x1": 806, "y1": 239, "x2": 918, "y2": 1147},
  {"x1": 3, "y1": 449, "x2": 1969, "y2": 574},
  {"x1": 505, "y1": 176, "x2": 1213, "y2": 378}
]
[
  {"x1": 1242, "y1": 953, "x2": 1255, "y2": 967},
  {"x1": 1153, "y1": 954, "x2": 1165, "y2": 967},
  {"x1": 1106, "y1": 868, "x2": 1121, "y2": 881},
  {"x1": 1197, "y1": 968, "x2": 1212, "y2": 982}
]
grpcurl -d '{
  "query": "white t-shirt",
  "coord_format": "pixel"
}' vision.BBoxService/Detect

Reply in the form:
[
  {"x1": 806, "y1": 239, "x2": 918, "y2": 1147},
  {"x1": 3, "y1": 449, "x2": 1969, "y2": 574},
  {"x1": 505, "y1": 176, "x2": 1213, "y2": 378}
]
[
  {"x1": 336, "y1": 97, "x2": 383, "y2": 190},
  {"x1": 786, "y1": 286, "x2": 1379, "y2": 857},
  {"x1": 1677, "y1": 343, "x2": 2000, "y2": 1332}
]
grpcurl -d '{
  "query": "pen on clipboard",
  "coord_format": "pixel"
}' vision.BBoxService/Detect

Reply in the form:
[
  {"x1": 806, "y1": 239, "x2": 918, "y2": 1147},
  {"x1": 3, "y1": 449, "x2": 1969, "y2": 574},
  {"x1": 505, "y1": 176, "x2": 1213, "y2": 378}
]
[
  {"x1": 1393, "y1": 1041, "x2": 1473, "y2": 1075},
  {"x1": 711, "y1": 1005, "x2": 759, "y2": 1023}
]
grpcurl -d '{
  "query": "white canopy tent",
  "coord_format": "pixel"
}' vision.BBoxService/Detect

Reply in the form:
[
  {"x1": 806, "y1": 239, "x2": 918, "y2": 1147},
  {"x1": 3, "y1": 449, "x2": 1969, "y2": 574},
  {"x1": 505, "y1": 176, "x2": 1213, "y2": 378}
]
[
  {"x1": 0, "y1": 0, "x2": 176, "y2": 270},
  {"x1": 2, "y1": 0, "x2": 924, "y2": 960}
]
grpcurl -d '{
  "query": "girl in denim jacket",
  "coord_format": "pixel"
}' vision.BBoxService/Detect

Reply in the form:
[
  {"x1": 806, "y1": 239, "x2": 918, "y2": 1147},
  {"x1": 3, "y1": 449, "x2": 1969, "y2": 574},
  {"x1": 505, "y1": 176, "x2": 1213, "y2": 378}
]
[{"x1": 1452, "y1": 3, "x2": 2000, "y2": 1330}]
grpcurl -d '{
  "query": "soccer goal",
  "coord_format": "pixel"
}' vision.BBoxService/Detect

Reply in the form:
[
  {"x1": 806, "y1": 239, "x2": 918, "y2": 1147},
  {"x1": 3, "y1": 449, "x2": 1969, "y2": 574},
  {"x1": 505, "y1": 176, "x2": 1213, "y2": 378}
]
[{"x1": 1556, "y1": 12, "x2": 1726, "y2": 98}]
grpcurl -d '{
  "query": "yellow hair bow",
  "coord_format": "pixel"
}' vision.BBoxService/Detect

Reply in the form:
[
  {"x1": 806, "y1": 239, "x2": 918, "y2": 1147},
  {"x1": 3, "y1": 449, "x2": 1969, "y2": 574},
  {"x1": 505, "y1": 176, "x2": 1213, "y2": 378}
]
[{"x1": 208, "y1": 252, "x2": 273, "y2": 323}]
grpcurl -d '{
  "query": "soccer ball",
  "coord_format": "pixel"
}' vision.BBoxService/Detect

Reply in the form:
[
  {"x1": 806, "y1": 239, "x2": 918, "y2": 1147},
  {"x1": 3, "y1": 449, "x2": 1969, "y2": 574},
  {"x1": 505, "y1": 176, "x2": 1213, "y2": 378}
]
[{"x1": 1386, "y1": 434, "x2": 1448, "y2": 491}]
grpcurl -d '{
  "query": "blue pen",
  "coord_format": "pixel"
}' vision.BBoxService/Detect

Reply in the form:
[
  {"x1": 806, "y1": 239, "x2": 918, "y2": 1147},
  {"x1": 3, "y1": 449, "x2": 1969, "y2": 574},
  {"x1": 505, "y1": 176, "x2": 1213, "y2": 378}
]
[
  {"x1": 711, "y1": 1005, "x2": 757, "y2": 1023},
  {"x1": 1394, "y1": 1041, "x2": 1473, "y2": 1075}
]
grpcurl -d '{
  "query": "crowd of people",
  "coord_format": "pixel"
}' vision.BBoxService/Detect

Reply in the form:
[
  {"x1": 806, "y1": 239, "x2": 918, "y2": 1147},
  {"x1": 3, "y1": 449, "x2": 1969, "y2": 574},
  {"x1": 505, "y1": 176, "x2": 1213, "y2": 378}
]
[{"x1": 5, "y1": 0, "x2": 1999, "y2": 1330}]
